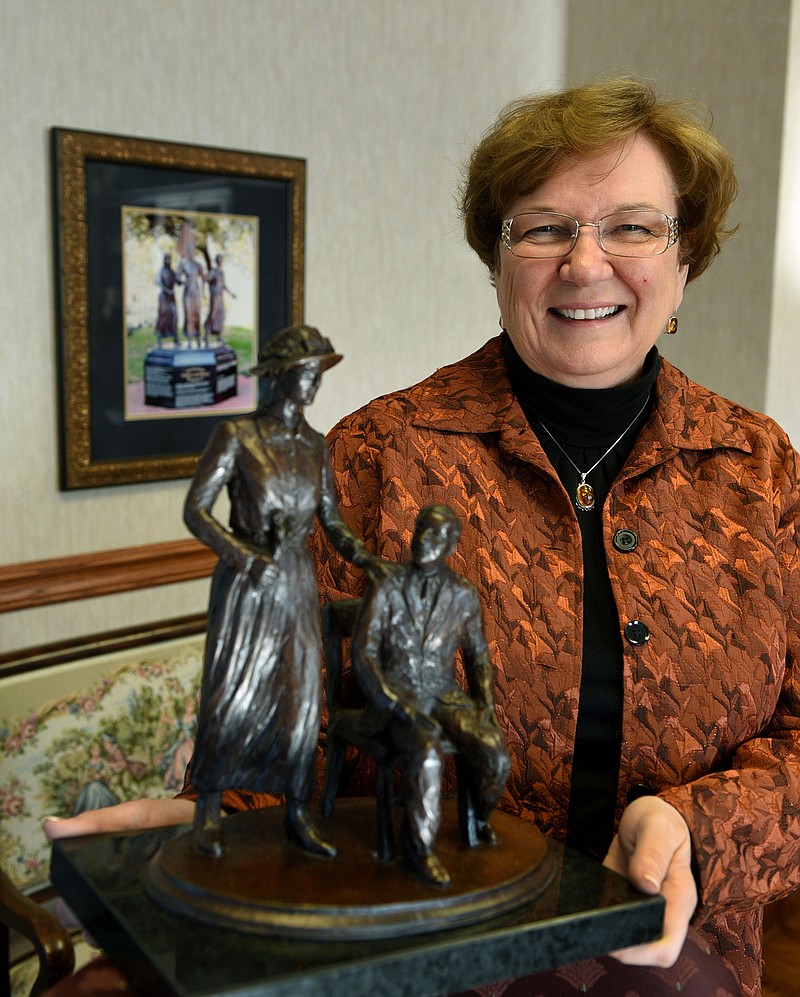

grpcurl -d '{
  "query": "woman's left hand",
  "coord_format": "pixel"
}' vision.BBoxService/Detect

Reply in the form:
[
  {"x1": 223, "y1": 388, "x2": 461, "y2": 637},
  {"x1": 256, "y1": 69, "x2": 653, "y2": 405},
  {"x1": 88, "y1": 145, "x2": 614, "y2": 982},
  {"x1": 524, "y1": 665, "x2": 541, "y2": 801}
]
[
  {"x1": 603, "y1": 795, "x2": 697, "y2": 968},
  {"x1": 363, "y1": 554, "x2": 396, "y2": 584}
]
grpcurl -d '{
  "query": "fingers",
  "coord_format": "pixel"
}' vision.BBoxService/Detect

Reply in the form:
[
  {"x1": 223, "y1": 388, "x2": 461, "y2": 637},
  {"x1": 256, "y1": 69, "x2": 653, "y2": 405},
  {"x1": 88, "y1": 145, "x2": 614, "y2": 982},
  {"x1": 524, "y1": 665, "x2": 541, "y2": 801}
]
[
  {"x1": 601, "y1": 834, "x2": 632, "y2": 880},
  {"x1": 246, "y1": 563, "x2": 276, "y2": 587},
  {"x1": 365, "y1": 556, "x2": 395, "y2": 582},
  {"x1": 613, "y1": 796, "x2": 693, "y2": 893},
  {"x1": 251, "y1": 558, "x2": 278, "y2": 586},
  {"x1": 602, "y1": 796, "x2": 697, "y2": 968},
  {"x1": 43, "y1": 799, "x2": 196, "y2": 840},
  {"x1": 610, "y1": 859, "x2": 697, "y2": 966}
]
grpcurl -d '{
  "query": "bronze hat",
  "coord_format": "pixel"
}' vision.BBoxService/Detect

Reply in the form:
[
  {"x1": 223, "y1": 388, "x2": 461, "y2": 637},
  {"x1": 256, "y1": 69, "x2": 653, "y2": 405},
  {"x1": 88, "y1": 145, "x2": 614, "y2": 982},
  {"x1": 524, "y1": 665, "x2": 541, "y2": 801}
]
[{"x1": 248, "y1": 324, "x2": 343, "y2": 377}]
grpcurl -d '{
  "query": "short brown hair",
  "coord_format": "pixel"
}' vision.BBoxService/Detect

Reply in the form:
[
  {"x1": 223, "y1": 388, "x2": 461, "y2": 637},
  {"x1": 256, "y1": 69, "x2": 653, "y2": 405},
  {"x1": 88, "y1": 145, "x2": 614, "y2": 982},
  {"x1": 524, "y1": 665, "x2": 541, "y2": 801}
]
[{"x1": 460, "y1": 78, "x2": 737, "y2": 283}]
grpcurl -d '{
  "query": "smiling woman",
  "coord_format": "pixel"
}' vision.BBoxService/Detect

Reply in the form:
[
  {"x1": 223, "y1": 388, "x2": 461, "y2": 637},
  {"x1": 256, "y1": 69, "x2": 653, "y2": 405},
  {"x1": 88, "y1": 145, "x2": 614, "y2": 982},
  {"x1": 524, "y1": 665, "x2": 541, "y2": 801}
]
[
  {"x1": 313, "y1": 78, "x2": 796, "y2": 997},
  {"x1": 493, "y1": 133, "x2": 689, "y2": 388},
  {"x1": 42, "y1": 80, "x2": 796, "y2": 997}
]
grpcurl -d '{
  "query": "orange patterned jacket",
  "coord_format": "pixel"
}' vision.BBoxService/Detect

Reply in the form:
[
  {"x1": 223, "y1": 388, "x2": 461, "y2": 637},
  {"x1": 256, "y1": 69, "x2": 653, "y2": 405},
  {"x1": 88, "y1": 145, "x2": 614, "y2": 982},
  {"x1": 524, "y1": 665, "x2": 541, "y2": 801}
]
[{"x1": 311, "y1": 334, "x2": 800, "y2": 996}]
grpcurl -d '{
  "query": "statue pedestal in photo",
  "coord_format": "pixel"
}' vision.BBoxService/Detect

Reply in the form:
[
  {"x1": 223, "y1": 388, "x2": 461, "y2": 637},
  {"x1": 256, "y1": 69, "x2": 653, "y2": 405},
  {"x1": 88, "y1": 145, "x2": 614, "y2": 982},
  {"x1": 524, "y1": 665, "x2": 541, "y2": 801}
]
[
  {"x1": 50, "y1": 798, "x2": 665, "y2": 996},
  {"x1": 144, "y1": 346, "x2": 237, "y2": 409}
]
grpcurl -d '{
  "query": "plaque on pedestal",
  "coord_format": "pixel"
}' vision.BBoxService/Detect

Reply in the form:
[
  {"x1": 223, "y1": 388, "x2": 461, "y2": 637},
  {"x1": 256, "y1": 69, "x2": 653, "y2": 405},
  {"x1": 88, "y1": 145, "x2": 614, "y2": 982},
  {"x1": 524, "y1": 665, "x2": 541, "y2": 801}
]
[{"x1": 144, "y1": 346, "x2": 238, "y2": 409}]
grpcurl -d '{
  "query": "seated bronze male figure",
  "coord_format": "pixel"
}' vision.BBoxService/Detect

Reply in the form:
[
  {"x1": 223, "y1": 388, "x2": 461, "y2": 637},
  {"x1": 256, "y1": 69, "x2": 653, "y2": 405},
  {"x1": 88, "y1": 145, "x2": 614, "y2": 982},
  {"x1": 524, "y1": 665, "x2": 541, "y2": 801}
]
[{"x1": 351, "y1": 504, "x2": 511, "y2": 886}]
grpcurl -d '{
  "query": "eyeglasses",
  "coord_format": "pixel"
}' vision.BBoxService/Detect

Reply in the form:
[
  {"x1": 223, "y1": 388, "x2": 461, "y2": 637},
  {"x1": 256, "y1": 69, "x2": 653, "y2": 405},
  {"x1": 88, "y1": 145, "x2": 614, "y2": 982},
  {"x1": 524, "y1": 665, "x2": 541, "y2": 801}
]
[{"x1": 501, "y1": 209, "x2": 681, "y2": 259}]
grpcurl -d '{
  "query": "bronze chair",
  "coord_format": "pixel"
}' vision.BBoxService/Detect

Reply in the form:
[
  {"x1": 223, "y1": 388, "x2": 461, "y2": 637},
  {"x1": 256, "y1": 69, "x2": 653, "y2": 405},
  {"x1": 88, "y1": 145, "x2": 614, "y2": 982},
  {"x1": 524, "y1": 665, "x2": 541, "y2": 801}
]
[{"x1": 318, "y1": 597, "x2": 479, "y2": 862}]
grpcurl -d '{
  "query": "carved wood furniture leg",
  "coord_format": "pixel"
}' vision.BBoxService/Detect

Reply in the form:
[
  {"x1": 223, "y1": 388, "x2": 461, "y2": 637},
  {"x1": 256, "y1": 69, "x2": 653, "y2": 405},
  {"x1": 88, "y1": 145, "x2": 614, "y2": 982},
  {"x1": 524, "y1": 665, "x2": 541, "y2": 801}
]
[{"x1": 0, "y1": 869, "x2": 75, "y2": 996}]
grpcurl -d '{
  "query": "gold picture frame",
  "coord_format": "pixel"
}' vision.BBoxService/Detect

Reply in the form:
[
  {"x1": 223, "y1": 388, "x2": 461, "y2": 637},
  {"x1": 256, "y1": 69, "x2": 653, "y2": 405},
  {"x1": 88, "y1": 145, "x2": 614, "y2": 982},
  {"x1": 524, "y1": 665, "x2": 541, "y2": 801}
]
[{"x1": 52, "y1": 128, "x2": 305, "y2": 489}]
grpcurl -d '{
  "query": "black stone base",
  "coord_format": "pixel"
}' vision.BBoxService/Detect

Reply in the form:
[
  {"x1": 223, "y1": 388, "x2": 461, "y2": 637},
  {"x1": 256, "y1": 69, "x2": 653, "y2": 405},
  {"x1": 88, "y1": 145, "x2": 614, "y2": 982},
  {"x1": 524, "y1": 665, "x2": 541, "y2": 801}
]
[
  {"x1": 144, "y1": 345, "x2": 237, "y2": 409},
  {"x1": 50, "y1": 799, "x2": 664, "y2": 997}
]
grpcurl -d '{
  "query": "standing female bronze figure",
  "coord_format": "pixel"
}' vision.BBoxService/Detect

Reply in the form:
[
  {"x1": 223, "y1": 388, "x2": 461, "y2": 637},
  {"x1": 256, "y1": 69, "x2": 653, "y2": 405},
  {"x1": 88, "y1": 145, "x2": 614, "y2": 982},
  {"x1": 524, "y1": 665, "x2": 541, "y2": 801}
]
[{"x1": 184, "y1": 325, "x2": 384, "y2": 858}]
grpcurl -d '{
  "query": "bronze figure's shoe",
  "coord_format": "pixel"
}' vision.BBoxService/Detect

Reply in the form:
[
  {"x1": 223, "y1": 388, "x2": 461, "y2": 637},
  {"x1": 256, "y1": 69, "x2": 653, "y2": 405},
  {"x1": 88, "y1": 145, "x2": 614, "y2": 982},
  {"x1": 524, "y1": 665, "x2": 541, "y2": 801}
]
[
  {"x1": 405, "y1": 849, "x2": 451, "y2": 887},
  {"x1": 194, "y1": 824, "x2": 224, "y2": 858},
  {"x1": 476, "y1": 819, "x2": 498, "y2": 846},
  {"x1": 194, "y1": 792, "x2": 224, "y2": 857},
  {"x1": 284, "y1": 810, "x2": 337, "y2": 858}
]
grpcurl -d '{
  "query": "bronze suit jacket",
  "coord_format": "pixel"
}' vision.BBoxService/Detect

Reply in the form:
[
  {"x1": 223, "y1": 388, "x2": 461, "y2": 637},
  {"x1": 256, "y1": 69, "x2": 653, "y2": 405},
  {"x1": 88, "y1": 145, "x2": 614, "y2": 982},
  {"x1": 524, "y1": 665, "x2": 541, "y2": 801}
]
[
  {"x1": 352, "y1": 562, "x2": 494, "y2": 717},
  {"x1": 313, "y1": 334, "x2": 800, "y2": 996}
]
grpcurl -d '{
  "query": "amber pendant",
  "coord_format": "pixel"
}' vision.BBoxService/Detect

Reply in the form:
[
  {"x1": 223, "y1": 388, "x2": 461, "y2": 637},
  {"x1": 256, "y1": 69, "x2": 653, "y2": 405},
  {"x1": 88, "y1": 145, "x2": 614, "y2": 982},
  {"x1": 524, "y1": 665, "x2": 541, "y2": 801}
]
[{"x1": 575, "y1": 478, "x2": 595, "y2": 511}]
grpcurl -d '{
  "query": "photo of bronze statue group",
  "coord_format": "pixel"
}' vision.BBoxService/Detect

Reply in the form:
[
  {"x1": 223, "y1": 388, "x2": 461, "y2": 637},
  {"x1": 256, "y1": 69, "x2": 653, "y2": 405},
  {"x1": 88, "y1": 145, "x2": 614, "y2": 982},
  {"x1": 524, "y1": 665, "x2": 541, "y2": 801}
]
[
  {"x1": 154, "y1": 236, "x2": 236, "y2": 351},
  {"x1": 123, "y1": 211, "x2": 257, "y2": 416}
]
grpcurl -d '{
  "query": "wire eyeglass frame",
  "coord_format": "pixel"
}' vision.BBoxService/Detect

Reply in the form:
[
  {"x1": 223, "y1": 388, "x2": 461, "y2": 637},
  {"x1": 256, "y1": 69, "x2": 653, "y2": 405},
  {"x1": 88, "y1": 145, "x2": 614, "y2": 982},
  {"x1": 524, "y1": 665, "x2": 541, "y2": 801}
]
[{"x1": 500, "y1": 210, "x2": 681, "y2": 260}]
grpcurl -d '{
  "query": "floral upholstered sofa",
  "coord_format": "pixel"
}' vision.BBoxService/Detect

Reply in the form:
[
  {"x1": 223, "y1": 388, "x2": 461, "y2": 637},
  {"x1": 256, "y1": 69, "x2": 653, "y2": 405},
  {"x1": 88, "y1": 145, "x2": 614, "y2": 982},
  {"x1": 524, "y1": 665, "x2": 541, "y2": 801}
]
[{"x1": 0, "y1": 634, "x2": 204, "y2": 995}]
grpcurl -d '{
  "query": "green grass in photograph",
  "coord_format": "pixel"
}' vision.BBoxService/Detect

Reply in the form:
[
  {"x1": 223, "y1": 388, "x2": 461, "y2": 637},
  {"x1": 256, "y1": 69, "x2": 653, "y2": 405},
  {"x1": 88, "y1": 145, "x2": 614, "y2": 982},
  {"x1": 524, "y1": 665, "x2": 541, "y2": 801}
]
[{"x1": 126, "y1": 326, "x2": 255, "y2": 384}]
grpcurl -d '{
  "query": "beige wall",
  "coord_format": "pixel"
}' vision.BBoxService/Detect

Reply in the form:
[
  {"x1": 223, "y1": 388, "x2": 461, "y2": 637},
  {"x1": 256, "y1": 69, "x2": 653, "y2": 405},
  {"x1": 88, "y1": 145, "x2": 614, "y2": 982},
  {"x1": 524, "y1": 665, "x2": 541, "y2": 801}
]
[
  {"x1": 767, "y1": 0, "x2": 800, "y2": 444},
  {"x1": 565, "y1": 0, "x2": 791, "y2": 413},
  {"x1": 2, "y1": 0, "x2": 795, "y2": 652},
  {"x1": 1, "y1": 0, "x2": 566, "y2": 651}
]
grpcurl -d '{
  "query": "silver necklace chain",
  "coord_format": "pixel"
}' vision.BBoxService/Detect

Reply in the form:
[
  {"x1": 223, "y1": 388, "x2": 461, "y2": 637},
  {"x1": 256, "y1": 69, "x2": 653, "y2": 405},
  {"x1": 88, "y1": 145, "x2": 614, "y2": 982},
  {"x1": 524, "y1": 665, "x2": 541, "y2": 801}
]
[{"x1": 537, "y1": 391, "x2": 651, "y2": 511}]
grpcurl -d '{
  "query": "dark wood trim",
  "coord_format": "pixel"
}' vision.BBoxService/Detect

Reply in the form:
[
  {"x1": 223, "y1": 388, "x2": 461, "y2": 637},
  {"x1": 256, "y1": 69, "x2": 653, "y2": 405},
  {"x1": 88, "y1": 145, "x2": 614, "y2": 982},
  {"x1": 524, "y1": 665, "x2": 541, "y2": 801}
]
[
  {"x1": 0, "y1": 539, "x2": 215, "y2": 614},
  {"x1": 0, "y1": 613, "x2": 208, "y2": 677}
]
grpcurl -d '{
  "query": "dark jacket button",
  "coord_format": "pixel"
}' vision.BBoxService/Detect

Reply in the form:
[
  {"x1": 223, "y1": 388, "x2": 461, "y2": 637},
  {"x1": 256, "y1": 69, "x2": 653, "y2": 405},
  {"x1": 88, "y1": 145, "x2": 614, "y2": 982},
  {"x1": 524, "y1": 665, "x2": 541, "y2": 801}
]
[
  {"x1": 613, "y1": 528, "x2": 638, "y2": 552},
  {"x1": 624, "y1": 620, "x2": 650, "y2": 646},
  {"x1": 627, "y1": 783, "x2": 656, "y2": 804}
]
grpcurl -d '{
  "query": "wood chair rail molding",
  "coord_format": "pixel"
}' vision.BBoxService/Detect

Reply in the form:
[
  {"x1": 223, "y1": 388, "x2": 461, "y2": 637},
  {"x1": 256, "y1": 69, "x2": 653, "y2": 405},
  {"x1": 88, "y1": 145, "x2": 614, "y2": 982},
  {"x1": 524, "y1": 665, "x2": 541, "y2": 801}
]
[{"x1": 0, "y1": 539, "x2": 216, "y2": 614}]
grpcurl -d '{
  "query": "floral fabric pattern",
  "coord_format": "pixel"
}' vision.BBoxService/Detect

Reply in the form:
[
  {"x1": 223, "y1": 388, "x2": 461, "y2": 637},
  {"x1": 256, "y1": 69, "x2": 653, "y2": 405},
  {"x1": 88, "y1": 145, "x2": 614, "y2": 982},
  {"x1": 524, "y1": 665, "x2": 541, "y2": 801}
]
[{"x1": 0, "y1": 637, "x2": 203, "y2": 892}]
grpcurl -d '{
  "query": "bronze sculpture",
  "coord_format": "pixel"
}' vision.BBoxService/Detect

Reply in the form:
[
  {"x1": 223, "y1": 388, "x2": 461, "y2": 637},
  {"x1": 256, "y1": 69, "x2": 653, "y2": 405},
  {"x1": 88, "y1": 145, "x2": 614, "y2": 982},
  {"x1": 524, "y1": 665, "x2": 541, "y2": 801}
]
[
  {"x1": 204, "y1": 253, "x2": 236, "y2": 345},
  {"x1": 184, "y1": 325, "x2": 387, "y2": 858},
  {"x1": 154, "y1": 253, "x2": 180, "y2": 348},
  {"x1": 351, "y1": 504, "x2": 511, "y2": 886},
  {"x1": 175, "y1": 230, "x2": 205, "y2": 348}
]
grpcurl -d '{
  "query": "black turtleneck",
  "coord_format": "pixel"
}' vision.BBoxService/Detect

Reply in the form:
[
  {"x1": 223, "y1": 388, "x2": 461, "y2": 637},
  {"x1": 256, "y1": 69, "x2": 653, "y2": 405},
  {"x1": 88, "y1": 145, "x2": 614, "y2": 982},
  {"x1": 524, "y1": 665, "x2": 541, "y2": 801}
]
[{"x1": 503, "y1": 337, "x2": 660, "y2": 859}]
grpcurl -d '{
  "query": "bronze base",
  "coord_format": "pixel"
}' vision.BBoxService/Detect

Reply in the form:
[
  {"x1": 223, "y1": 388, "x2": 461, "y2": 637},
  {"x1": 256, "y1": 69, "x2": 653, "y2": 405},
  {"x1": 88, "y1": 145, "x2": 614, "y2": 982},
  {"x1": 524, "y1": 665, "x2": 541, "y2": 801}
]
[{"x1": 144, "y1": 798, "x2": 553, "y2": 940}]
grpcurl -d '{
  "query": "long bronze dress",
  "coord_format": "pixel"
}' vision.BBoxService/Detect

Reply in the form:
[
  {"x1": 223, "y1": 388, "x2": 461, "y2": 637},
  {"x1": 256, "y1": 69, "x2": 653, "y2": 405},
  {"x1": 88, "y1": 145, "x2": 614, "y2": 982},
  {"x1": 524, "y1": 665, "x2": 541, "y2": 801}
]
[
  {"x1": 203, "y1": 266, "x2": 227, "y2": 338},
  {"x1": 176, "y1": 256, "x2": 203, "y2": 337},
  {"x1": 184, "y1": 410, "x2": 367, "y2": 801}
]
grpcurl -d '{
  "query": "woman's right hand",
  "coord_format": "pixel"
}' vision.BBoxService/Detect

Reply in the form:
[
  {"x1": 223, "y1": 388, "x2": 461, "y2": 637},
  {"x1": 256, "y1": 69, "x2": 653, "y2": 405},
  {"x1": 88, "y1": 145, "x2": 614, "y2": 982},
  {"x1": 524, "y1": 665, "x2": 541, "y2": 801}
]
[
  {"x1": 43, "y1": 799, "x2": 196, "y2": 840},
  {"x1": 248, "y1": 555, "x2": 279, "y2": 587}
]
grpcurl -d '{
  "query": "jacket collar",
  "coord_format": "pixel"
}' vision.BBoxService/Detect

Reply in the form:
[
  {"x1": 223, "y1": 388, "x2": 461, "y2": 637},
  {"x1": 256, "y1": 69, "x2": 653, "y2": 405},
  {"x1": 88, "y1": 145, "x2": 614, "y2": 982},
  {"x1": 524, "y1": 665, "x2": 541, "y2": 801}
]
[
  {"x1": 411, "y1": 334, "x2": 753, "y2": 462},
  {"x1": 412, "y1": 335, "x2": 522, "y2": 434}
]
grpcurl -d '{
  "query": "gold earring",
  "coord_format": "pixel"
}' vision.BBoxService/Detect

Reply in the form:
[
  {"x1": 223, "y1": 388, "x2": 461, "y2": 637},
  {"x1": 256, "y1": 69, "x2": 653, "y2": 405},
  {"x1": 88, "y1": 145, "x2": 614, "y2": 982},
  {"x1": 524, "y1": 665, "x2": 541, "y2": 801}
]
[
  {"x1": 499, "y1": 316, "x2": 507, "y2": 332},
  {"x1": 666, "y1": 315, "x2": 678, "y2": 335}
]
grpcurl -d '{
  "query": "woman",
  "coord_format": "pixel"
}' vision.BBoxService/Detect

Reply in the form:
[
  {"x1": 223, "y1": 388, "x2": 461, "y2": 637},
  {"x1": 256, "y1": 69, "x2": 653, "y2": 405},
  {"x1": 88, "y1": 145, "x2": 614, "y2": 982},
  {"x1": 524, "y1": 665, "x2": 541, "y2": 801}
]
[
  {"x1": 183, "y1": 323, "x2": 385, "y2": 857},
  {"x1": 46, "y1": 81, "x2": 797, "y2": 996},
  {"x1": 175, "y1": 246, "x2": 205, "y2": 347},
  {"x1": 313, "y1": 79, "x2": 799, "y2": 995},
  {"x1": 154, "y1": 252, "x2": 180, "y2": 348},
  {"x1": 203, "y1": 253, "x2": 235, "y2": 344}
]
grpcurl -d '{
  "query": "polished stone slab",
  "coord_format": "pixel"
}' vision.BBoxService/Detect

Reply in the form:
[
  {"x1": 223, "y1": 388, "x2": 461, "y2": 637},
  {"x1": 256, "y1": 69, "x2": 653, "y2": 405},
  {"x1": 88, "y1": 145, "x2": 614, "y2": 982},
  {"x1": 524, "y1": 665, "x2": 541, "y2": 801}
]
[{"x1": 51, "y1": 804, "x2": 664, "y2": 997}]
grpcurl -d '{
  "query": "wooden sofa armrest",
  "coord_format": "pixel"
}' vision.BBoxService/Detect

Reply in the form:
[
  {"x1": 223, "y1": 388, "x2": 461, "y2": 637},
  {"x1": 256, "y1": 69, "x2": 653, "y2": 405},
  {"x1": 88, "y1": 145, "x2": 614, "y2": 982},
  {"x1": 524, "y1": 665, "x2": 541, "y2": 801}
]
[{"x1": 0, "y1": 868, "x2": 74, "y2": 996}]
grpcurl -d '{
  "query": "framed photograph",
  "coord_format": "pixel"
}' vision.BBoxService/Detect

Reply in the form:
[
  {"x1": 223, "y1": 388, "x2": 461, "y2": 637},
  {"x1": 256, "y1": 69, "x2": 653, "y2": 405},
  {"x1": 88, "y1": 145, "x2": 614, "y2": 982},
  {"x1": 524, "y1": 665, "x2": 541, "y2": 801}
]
[{"x1": 52, "y1": 128, "x2": 305, "y2": 489}]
